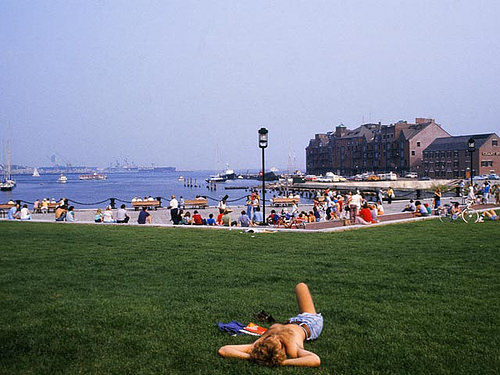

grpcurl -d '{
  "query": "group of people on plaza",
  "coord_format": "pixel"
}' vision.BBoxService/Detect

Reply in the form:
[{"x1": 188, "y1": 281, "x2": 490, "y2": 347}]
[
  {"x1": 4, "y1": 180, "x2": 499, "y2": 227},
  {"x1": 166, "y1": 193, "x2": 264, "y2": 227}
]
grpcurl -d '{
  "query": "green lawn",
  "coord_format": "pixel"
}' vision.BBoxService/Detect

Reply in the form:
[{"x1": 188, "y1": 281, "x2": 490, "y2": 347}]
[{"x1": 1, "y1": 220, "x2": 499, "y2": 374}]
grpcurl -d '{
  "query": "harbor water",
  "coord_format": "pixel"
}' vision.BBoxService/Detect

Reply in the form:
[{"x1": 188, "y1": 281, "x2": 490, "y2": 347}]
[{"x1": 0, "y1": 170, "x2": 274, "y2": 208}]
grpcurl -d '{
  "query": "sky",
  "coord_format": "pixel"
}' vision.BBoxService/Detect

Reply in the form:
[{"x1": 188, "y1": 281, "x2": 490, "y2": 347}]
[{"x1": 1, "y1": 0, "x2": 499, "y2": 171}]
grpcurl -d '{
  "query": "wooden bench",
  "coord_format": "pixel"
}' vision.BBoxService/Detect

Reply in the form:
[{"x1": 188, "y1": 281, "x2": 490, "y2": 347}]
[
  {"x1": 37, "y1": 202, "x2": 59, "y2": 213},
  {"x1": 0, "y1": 203, "x2": 15, "y2": 218},
  {"x1": 131, "y1": 200, "x2": 161, "y2": 210},
  {"x1": 184, "y1": 199, "x2": 208, "y2": 209},
  {"x1": 271, "y1": 197, "x2": 300, "y2": 207}
]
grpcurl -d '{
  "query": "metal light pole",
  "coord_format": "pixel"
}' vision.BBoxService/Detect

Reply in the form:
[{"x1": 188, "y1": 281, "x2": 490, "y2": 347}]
[
  {"x1": 468, "y1": 137, "x2": 475, "y2": 187},
  {"x1": 259, "y1": 128, "x2": 268, "y2": 224}
]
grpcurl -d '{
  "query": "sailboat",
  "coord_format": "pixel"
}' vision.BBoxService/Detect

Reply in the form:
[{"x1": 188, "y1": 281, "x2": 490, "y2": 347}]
[
  {"x1": 0, "y1": 139, "x2": 16, "y2": 191},
  {"x1": 32, "y1": 167, "x2": 40, "y2": 177}
]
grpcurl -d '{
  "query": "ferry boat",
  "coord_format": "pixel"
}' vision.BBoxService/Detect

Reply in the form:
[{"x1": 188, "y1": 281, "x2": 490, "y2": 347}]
[
  {"x1": 57, "y1": 174, "x2": 68, "y2": 183},
  {"x1": 79, "y1": 172, "x2": 107, "y2": 180},
  {"x1": 206, "y1": 167, "x2": 236, "y2": 183}
]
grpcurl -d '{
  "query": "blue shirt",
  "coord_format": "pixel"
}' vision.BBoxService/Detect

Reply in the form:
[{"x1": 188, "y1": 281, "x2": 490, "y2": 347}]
[
  {"x1": 238, "y1": 214, "x2": 251, "y2": 227},
  {"x1": 253, "y1": 211, "x2": 263, "y2": 223},
  {"x1": 137, "y1": 210, "x2": 150, "y2": 224},
  {"x1": 7, "y1": 206, "x2": 17, "y2": 220},
  {"x1": 206, "y1": 217, "x2": 216, "y2": 225}
]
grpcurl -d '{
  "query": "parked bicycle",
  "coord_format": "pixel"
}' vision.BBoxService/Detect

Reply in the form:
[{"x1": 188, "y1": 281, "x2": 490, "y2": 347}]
[{"x1": 438, "y1": 199, "x2": 480, "y2": 223}]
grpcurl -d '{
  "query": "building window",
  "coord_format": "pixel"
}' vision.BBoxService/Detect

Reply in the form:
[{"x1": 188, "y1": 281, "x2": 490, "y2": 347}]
[
  {"x1": 411, "y1": 151, "x2": 416, "y2": 156},
  {"x1": 417, "y1": 141, "x2": 421, "y2": 147},
  {"x1": 481, "y1": 160, "x2": 493, "y2": 167},
  {"x1": 492, "y1": 139, "x2": 498, "y2": 146}
]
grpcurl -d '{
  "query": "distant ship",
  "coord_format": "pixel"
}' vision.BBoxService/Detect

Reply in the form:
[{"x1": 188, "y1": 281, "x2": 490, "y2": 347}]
[
  {"x1": 206, "y1": 167, "x2": 237, "y2": 183},
  {"x1": 32, "y1": 168, "x2": 40, "y2": 177},
  {"x1": 57, "y1": 174, "x2": 68, "y2": 183},
  {"x1": 79, "y1": 172, "x2": 107, "y2": 180}
]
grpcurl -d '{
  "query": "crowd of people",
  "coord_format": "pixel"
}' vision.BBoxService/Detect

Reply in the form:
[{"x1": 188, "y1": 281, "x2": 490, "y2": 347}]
[{"x1": 3, "y1": 181, "x2": 499, "y2": 228}]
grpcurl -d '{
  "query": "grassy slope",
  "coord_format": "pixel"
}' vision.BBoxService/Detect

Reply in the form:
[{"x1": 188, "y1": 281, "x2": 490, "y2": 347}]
[{"x1": 0, "y1": 221, "x2": 499, "y2": 375}]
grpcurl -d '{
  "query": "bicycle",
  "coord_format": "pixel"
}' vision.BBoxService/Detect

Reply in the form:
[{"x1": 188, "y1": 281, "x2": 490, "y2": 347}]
[{"x1": 438, "y1": 199, "x2": 480, "y2": 223}]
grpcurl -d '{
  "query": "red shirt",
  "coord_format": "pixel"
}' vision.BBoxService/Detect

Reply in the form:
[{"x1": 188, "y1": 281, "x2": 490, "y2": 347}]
[
  {"x1": 192, "y1": 214, "x2": 203, "y2": 225},
  {"x1": 359, "y1": 207, "x2": 374, "y2": 223}
]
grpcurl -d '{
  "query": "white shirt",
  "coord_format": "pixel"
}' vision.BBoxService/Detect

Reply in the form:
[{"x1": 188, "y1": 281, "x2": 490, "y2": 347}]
[
  {"x1": 170, "y1": 198, "x2": 178, "y2": 209},
  {"x1": 103, "y1": 210, "x2": 114, "y2": 223},
  {"x1": 20, "y1": 207, "x2": 31, "y2": 220},
  {"x1": 350, "y1": 193, "x2": 363, "y2": 208}
]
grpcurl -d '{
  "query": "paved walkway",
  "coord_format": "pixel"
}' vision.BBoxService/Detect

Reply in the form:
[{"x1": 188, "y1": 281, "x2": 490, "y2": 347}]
[{"x1": 2, "y1": 196, "x2": 498, "y2": 232}]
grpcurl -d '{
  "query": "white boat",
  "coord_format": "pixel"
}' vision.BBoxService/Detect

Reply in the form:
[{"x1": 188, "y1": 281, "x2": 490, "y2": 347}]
[
  {"x1": 206, "y1": 174, "x2": 227, "y2": 183},
  {"x1": 0, "y1": 179, "x2": 16, "y2": 191},
  {"x1": 32, "y1": 168, "x2": 40, "y2": 177},
  {"x1": 178, "y1": 176, "x2": 184, "y2": 182},
  {"x1": 57, "y1": 174, "x2": 68, "y2": 183},
  {"x1": 206, "y1": 165, "x2": 237, "y2": 183},
  {"x1": 1, "y1": 138, "x2": 16, "y2": 190}
]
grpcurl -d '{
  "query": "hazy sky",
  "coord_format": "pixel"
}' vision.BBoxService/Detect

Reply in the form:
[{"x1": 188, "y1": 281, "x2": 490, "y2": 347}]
[{"x1": 1, "y1": 0, "x2": 499, "y2": 171}]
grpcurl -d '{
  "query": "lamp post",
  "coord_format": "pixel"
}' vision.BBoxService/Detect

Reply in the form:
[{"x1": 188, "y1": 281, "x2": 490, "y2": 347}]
[
  {"x1": 258, "y1": 128, "x2": 268, "y2": 224},
  {"x1": 468, "y1": 137, "x2": 475, "y2": 187}
]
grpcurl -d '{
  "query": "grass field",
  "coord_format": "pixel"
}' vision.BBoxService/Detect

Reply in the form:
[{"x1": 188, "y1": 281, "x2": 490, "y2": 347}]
[{"x1": 1, "y1": 220, "x2": 499, "y2": 374}]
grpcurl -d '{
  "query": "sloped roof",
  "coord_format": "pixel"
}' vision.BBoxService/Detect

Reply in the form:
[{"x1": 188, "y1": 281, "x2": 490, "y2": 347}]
[
  {"x1": 340, "y1": 124, "x2": 379, "y2": 141},
  {"x1": 400, "y1": 123, "x2": 431, "y2": 139},
  {"x1": 424, "y1": 133, "x2": 496, "y2": 152}
]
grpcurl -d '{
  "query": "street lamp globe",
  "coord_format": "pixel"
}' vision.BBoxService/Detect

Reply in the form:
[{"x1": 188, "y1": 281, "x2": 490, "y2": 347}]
[
  {"x1": 468, "y1": 138, "x2": 475, "y2": 152},
  {"x1": 258, "y1": 127, "x2": 268, "y2": 148}
]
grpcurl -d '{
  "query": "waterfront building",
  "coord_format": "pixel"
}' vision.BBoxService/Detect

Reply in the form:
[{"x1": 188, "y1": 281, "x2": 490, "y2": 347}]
[
  {"x1": 306, "y1": 118, "x2": 449, "y2": 176},
  {"x1": 422, "y1": 133, "x2": 499, "y2": 179}
]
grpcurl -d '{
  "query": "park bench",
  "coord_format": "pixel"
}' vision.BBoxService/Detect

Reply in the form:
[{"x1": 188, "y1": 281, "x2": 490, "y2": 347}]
[
  {"x1": 131, "y1": 200, "x2": 161, "y2": 210},
  {"x1": 0, "y1": 203, "x2": 15, "y2": 218},
  {"x1": 271, "y1": 197, "x2": 300, "y2": 207},
  {"x1": 184, "y1": 199, "x2": 208, "y2": 209}
]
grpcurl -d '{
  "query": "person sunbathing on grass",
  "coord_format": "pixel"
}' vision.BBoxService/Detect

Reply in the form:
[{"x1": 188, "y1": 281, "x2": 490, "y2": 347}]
[{"x1": 218, "y1": 282, "x2": 323, "y2": 367}]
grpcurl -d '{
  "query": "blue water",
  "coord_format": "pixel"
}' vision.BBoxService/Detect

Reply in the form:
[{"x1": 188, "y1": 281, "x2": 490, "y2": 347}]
[{"x1": 1, "y1": 171, "x2": 265, "y2": 208}]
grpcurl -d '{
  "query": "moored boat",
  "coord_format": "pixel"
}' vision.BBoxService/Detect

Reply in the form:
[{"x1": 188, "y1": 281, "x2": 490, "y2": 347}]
[
  {"x1": 0, "y1": 179, "x2": 16, "y2": 191},
  {"x1": 32, "y1": 168, "x2": 40, "y2": 177}
]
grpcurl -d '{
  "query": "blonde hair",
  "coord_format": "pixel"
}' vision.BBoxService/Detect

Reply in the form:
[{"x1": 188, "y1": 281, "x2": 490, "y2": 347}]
[{"x1": 249, "y1": 336, "x2": 286, "y2": 366}]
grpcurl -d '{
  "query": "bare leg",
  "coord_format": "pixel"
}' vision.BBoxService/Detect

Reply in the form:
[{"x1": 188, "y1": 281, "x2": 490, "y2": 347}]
[{"x1": 295, "y1": 283, "x2": 316, "y2": 314}]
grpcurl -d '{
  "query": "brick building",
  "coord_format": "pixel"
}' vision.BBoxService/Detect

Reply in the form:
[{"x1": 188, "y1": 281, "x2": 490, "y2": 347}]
[
  {"x1": 422, "y1": 133, "x2": 499, "y2": 179},
  {"x1": 306, "y1": 118, "x2": 449, "y2": 176}
]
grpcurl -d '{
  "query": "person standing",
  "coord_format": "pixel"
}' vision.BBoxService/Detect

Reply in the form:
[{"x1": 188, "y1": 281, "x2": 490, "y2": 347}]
[
  {"x1": 433, "y1": 187, "x2": 442, "y2": 214},
  {"x1": 168, "y1": 195, "x2": 179, "y2": 224},
  {"x1": 245, "y1": 195, "x2": 253, "y2": 219},
  {"x1": 386, "y1": 187, "x2": 395, "y2": 204},
  {"x1": 349, "y1": 190, "x2": 363, "y2": 224}
]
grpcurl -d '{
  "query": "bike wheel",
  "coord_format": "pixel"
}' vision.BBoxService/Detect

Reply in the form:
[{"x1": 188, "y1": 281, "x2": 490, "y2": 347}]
[
  {"x1": 439, "y1": 208, "x2": 452, "y2": 223},
  {"x1": 461, "y1": 208, "x2": 478, "y2": 223}
]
